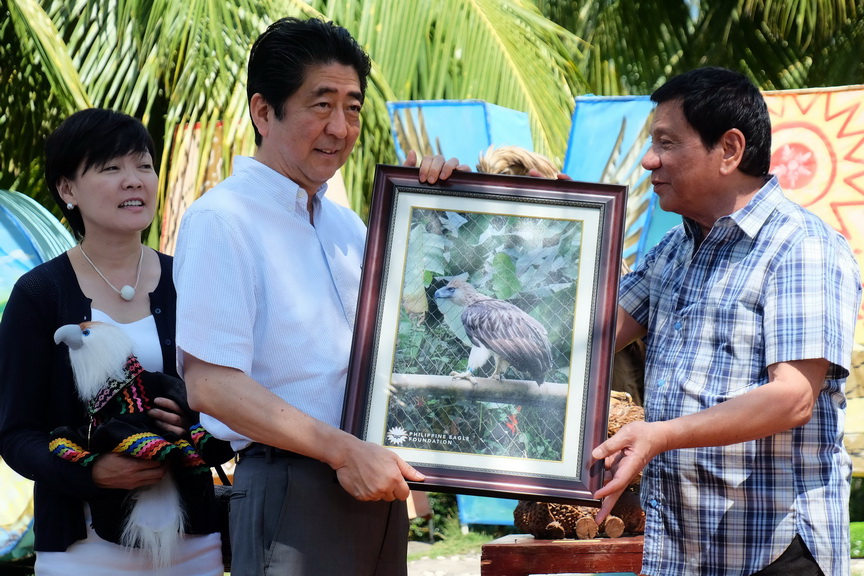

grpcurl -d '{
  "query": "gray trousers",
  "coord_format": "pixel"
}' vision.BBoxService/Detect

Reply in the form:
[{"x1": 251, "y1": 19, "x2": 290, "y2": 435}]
[{"x1": 229, "y1": 446, "x2": 408, "y2": 576}]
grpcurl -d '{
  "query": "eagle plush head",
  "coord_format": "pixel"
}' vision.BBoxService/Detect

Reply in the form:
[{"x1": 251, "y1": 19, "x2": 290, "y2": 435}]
[{"x1": 54, "y1": 322, "x2": 134, "y2": 402}]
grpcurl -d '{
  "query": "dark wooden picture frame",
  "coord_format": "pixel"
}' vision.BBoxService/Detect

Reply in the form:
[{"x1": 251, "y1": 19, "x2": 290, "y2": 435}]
[{"x1": 342, "y1": 165, "x2": 627, "y2": 504}]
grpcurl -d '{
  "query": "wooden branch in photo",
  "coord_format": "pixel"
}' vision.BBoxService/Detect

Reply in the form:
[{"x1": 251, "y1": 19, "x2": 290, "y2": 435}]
[{"x1": 390, "y1": 373, "x2": 568, "y2": 405}]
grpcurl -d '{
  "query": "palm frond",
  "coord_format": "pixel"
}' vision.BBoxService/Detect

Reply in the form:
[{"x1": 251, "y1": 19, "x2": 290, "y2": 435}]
[
  {"x1": 292, "y1": 0, "x2": 586, "y2": 217},
  {"x1": 740, "y1": 0, "x2": 858, "y2": 47},
  {"x1": 7, "y1": 0, "x2": 91, "y2": 109},
  {"x1": 3, "y1": 0, "x2": 860, "y2": 247}
]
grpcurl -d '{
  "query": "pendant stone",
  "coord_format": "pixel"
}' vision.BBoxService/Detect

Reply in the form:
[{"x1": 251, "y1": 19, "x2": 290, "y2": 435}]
[{"x1": 120, "y1": 285, "x2": 135, "y2": 301}]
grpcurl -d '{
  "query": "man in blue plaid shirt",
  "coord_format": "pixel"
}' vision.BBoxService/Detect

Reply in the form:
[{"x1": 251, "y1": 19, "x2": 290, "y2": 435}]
[{"x1": 592, "y1": 67, "x2": 862, "y2": 575}]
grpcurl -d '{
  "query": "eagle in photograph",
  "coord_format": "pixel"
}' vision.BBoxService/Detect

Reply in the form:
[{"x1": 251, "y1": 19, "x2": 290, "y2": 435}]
[{"x1": 434, "y1": 277, "x2": 553, "y2": 385}]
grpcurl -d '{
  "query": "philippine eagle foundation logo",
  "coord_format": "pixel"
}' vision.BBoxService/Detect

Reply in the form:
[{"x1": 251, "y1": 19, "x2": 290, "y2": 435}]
[{"x1": 386, "y1": 426, "x2": 408, "y2": 445}]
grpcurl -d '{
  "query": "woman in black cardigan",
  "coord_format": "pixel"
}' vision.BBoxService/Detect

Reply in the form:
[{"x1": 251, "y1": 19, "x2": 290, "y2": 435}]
[{"x1": 0, "y1": 109, "x2": 231, "y2": 575}]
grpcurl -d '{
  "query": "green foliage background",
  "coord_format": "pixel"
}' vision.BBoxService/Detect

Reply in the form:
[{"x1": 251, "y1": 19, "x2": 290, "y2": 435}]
[{"x1": 2, "y1": 0, "x2": 862, "y2": 243}]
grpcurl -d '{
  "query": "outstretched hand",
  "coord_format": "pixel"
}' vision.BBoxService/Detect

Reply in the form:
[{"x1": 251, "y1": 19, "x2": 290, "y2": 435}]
[
  {"x1": 591, "y1": 420, "x2": 668, "y2": 524},
  {"x1": 404, "y1": 150, "x2": 471, "y2": 183}
]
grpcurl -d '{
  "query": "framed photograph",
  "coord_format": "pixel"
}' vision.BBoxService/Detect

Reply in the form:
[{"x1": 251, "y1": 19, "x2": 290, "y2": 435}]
[{"x1": 343, "y1": 165, "x2": 627, "y2": 504}]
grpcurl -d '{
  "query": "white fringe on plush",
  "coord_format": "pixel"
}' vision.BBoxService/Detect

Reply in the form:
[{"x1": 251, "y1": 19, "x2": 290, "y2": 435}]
[{"x1": 121, "y1": 470, "x2": 187, "y2": 568}]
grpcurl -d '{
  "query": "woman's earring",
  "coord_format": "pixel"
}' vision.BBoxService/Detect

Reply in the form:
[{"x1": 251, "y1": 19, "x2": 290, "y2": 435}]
[{"x1": 66, "y1": 203, "x2": 74, "y2": 210}]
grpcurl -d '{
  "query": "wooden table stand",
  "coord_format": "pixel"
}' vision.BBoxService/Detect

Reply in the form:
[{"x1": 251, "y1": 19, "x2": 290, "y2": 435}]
[{"x1": 481, "y1": 534, "x2": 644, "y2": 575}]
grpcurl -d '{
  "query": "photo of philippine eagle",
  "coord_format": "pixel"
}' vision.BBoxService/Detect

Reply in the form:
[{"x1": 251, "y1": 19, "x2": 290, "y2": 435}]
[{"x1": 434, "y1": 276, "x2": 553, "y2": 385}]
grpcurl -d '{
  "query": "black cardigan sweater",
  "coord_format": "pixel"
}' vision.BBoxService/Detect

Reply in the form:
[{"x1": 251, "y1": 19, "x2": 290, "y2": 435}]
[{"x1": 0, "y1": 251, "x2": 229, "y2": 552}]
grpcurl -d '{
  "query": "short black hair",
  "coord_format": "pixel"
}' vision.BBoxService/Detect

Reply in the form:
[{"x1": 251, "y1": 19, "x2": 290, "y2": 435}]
[
  {"x1": 246, "y1": 17, "x2": 371, "y2": 146},
  {"x1": 651, "y1": 67, "x2": 771, "y2": 177},
  {"x1": 44, "y1": 108, "x2": 156, "y2": 238}
]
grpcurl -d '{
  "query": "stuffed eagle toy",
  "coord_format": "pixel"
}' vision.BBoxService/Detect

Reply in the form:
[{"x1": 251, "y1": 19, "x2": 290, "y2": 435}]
[{"x1": 50, "y1": 321, "x2": 230, "y2": 567}]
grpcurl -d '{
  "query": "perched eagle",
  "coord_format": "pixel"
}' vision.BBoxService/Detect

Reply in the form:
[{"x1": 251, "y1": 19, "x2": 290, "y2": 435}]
[
  {"x1": 51, "y1": 321, "x2": 229, "y2": 567},
  {"x1": 434, "y1": 277, "x2": 553, "y2": 385}
]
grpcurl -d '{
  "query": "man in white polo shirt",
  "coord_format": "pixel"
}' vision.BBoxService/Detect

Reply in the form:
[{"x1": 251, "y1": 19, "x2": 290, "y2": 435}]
[{"x1": 173, "y1": 17, "x2": 466, "y2": 576}]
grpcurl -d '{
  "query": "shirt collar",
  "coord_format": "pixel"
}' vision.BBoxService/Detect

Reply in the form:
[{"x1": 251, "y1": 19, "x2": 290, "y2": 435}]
[
  {"x1": 231, "y1": 156, "x2": 330, "y2": 214},
  {"x1": 727, "y1": 175, "x2": 782, "y2": 238},
  {"x1": 682, "y1": 175, "x2": 782, "y2": 241}
]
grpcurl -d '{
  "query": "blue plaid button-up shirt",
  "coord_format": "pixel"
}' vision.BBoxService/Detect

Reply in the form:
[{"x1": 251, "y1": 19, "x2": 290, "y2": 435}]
[{"x1": 620, "y1": 177, "x2": 861, "y2": 576}]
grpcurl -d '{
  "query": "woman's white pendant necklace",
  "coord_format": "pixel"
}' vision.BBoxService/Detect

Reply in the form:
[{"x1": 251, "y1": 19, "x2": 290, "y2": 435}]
[{"x1": 79, "y1": 244, "x2": 144, "y2": 302}]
